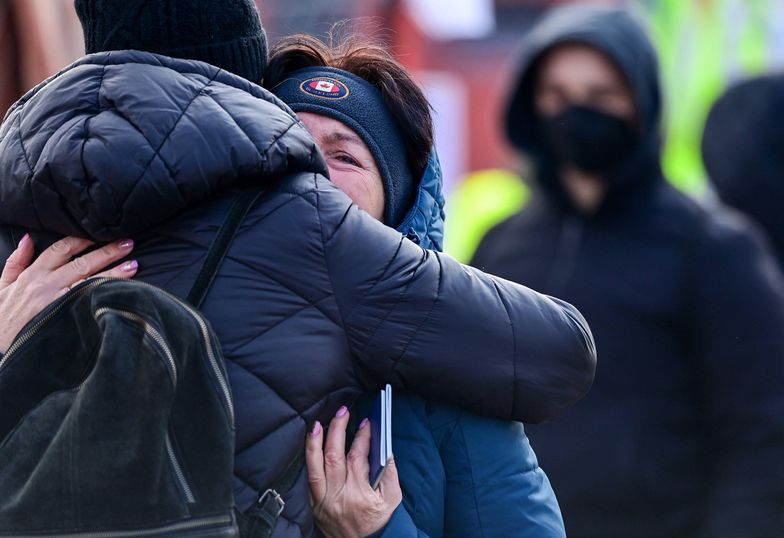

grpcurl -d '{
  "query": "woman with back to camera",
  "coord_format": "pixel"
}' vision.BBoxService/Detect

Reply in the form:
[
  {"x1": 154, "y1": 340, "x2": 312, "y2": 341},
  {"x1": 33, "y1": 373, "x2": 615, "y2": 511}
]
[
  {"x1": 0, "y1": 3, "x2": 593, "y2": 534},
  {"x1": 0, "y1": 35, "x2": 571, "y2": 536}
]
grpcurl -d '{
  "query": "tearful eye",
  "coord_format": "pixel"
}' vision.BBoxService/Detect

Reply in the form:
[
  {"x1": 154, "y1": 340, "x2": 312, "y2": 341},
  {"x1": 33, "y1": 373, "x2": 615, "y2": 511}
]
[{"x1": 333, "y1": 153, "x2": 361, "y2": 167}]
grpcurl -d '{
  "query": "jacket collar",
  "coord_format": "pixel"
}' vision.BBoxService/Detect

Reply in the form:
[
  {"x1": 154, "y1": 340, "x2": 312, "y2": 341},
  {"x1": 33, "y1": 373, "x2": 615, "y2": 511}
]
[{"x1": 395, "y1": 150, "x2": 446, "y2": 252}]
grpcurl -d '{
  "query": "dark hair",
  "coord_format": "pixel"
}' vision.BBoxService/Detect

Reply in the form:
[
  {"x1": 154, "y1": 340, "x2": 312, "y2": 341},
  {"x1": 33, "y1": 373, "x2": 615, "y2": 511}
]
[{"x1": 264, "y1": 32, "x2": 434, "y2": 180}]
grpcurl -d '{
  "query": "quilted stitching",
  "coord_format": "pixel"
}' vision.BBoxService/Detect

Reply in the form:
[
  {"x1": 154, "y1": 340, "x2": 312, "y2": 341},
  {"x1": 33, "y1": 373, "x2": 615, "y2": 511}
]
[
  {"x1": 118, "y1": 73, "x2": 218, "y2": 210},
  {"x1": 1, "y1": 52, "x2": 317, "y2": 242}
]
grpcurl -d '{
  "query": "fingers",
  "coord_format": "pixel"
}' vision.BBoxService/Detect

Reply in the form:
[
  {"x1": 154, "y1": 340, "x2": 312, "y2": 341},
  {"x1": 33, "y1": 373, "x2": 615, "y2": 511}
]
[
  {"x1": 323, "y1": 406, "x2": 350, "y2": 487},
  {"x1": 378, "y1": 456, "x2": 403, "y2": 505},
  {"x1": 93, "y1": 259, "x2": 139, "y2": 280},
  {"x1": 33, "y1": 236, "x2": 95, "y2": 272},
  {"x1": 306, "y1": 421, "x2": 327, "y2": 505},
  {"x1": 49, "y1": 239, "x2": 135, "y2": 290},
  {"x1": 0, "y1": 234, "x2": 35, "y2": 288},
  {"x1": 346, "y1": 417, "x2": 371, "y2": 484}
]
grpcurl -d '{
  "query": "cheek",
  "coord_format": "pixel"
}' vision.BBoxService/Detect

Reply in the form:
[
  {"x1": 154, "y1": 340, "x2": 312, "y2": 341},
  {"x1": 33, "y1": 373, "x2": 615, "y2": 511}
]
[
  {"x1": 328, "y1": 168, "x2": 385, "y2": 221},
  {"x1": 535, "y1": 90, "x2": 565, "y2": 117}
]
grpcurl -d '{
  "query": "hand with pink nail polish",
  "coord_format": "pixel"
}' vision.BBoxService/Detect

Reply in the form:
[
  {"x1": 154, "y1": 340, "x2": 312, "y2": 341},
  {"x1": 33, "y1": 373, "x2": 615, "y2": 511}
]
[
  {"x1": 0, "y1": 235, "x2": 138, "y2": 353},
  {"x1": 305, "y1": 406, "x2": 402, "y2": 538}
]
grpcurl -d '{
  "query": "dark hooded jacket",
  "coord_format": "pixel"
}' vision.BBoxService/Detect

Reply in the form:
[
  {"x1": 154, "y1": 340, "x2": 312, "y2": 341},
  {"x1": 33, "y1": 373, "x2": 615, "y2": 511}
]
[
  {"x1": 703, "y1": 74, "x2": 784, "y2": 272},
  {"x1": 472, "y1": 6, "x2": 784, "y2": 538},
  {"x1": 0, "y1": 51, "x2": 596, "y2": 537}
]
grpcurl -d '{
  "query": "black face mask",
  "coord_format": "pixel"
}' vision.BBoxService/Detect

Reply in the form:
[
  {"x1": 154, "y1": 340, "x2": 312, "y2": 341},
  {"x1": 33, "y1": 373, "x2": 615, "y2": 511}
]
[{"x1": 539, "y1": 105, "x2": 639, "y2": 175}]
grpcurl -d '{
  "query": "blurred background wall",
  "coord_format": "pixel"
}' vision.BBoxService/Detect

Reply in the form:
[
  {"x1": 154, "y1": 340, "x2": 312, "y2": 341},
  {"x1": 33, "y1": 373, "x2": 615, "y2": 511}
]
[{"x1": 3, "y1": 0, "x2": 784, "y2": 256}]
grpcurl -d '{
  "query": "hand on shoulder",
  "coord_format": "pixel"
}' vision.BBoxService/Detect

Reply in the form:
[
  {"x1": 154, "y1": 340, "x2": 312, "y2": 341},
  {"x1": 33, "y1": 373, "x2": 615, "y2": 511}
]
[{"x1": 0, "y1": 235, "x2": 138, "y2": 353}]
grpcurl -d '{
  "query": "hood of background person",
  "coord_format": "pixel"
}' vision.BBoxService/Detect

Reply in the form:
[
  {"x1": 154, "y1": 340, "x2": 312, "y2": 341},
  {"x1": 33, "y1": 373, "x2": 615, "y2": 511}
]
[
  {"x1": 0, "y1": 51, "x2": 326, "y2": 240},
  {"x1": 75, "y1": 0, "x2": 268, "y2": 85},
  {"x1": 504, "y1": 5, "x2": 663, "y2": 215},
  {"x1": 703, "y1": 74, "x2": 784, "y2": 264},
  {"x1": 395, "y1": 149, "x2": 446, "y2": 252}
]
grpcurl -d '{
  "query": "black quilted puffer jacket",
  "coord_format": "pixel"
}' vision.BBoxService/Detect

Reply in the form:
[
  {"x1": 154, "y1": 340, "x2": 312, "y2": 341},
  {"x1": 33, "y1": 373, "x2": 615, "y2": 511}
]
[{"x1": 0, "y1": 51, "x2": 596, "y2": 537}]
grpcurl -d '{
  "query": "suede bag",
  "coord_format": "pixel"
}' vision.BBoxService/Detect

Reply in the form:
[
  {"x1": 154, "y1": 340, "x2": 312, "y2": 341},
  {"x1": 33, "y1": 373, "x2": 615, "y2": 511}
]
[{"x1": 0, "y1": 278, "x2": 238, "y2": 536}]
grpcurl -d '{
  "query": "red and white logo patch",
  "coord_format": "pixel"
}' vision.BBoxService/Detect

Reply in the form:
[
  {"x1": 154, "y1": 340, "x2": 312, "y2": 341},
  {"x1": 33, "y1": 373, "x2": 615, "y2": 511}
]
[
  {"x1": 312, "y1": 80, "x2": 338, "y2": 93},
  {"x1": 300, "y1": 77, "x2": 350, "y2": 100}
]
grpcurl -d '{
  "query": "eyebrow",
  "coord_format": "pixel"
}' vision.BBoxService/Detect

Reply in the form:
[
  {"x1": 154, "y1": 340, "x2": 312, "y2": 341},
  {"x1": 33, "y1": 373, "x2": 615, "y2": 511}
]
[{"x1": 322, "y1": 130, "x2": 364, "y2": 146}]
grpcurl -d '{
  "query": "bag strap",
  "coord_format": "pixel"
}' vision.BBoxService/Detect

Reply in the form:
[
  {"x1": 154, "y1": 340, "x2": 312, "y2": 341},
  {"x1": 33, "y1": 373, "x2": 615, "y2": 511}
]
[
  {"x1": 185, "y1": 185, "x2": 303, "y2": 536},
  {"x1": 187, "y1": 185, "x2": 266, "y2": 308},
  {"x1": 238, "y1": 447, "x2": 305, "y2": 538}
]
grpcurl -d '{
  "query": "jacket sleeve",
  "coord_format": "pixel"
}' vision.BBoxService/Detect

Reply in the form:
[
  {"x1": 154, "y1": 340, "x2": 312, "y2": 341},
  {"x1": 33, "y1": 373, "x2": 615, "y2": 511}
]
[
  {"x1": 315, "y1": 183, "x2": 596, "y2": 423},
  {"x1": 368, "y1": 504, "x2": 429, "y2": 538},
  {"x1": 691, "y1": 217, "x2": 784, "y2": 538},
  {"x1": 425, "y1": 404, "x2": 565, "y2": 538}
]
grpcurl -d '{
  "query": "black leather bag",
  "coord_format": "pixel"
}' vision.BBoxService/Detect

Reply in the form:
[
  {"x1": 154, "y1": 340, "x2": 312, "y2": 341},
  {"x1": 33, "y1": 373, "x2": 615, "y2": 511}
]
[
  {"x1": 0, "y1": 278, "x2": 238, "y2": 537},
  {"x1": 0, "y1": 186, "x2": 267, "y2": 537}
]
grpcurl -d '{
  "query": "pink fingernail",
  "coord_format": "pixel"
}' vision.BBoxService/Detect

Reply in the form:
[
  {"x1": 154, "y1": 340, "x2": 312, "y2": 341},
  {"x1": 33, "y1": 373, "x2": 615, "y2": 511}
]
[
  {"x1": 18, "y1": 233, "x2": 29, "y2": 247},
  {"x1": 359, "y1": 418, "x2": 369, "y2": 430},
  {"x1": 310, "y1": 421, "x2": 322, "y2": 437},
  {"x1": 336, "y1": 405, "x2": 348, "y2": 418},
  {"x1": 122, "y1": 260, "x2": 138, "y2": 272},
  {"x1": 118, "y1": 239, "x2": 134, "y2": 250}
]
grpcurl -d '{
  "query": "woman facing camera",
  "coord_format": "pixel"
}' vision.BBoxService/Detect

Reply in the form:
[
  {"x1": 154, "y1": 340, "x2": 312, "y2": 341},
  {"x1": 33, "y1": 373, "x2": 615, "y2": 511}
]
[{"x1": 264, "y1": 35, "x2": 568, "y2": 538}]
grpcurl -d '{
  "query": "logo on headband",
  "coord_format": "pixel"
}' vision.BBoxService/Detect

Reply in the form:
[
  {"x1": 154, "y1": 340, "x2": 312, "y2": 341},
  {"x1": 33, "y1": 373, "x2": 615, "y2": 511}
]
[{"x1": 300, "y1": 77, "x2": 350, "y2": 100}]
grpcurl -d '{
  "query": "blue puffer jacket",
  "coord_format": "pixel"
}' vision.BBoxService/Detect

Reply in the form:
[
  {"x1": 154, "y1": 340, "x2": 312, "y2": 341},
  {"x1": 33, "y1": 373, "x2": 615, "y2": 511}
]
[
  {"x1": 0, "y1": 51, "x2": 595, "y2": 537},
  {"x1": 374, "y1": 154, "x2": 564, "y2": 537}
]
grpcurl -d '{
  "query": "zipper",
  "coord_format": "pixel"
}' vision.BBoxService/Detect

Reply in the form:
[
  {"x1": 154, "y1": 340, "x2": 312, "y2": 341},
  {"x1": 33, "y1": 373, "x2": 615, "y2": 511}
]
[
  {"x1": 0, "y1": 279, "x2": 107, "y2": 370},
  {"x1": 93, "y1": 307, "x2": 194, "y2": 503},
  {"x1": 1, "y1": 278, "x2": 234, "y2": 425},
  {"x1": 546, "y1": 216, "x2": 584, "y2": 293},
  {"x1": 94, "y1": 308, "x2": 178, "y2": 385},
  {"x1": 170, "y1": 292, "x2": 235, "y2": 426},
  {"x1": 165, "y1": 433, "x2": 196, "y2": 504},
  {"x1": 3, "y1": 513, "x2": 236, "y2": 538}
]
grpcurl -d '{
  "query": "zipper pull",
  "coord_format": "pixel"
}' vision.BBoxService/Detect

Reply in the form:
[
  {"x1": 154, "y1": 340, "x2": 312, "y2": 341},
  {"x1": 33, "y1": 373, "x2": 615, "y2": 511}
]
[{"x1": 405, "y1": 228, "x2": 421, "y2": 245}]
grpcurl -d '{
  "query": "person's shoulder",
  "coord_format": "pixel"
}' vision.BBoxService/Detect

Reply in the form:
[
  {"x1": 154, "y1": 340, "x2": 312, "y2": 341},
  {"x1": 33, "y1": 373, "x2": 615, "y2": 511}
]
[
  {"x1": 699, "y1": 203, "x2": 774, "y2": 259},
  {"x1": 472, "y1": 201, "x2": 547, "y2": 265},
  {"x1": 7, "y1": 50, "x2": 305, "y2": 150},
  {"x1": 665, "y1": 189, "x2": 779, "y2": 275},
  {"x1": 0, "y1": 50, "x2": 330, "y2": 240},
  {"x1": 268, "y1": 171, "x2": 365, "y2": 239},
  {"x1": 270, "y1": 171, "x2": 333, "y2": 206},
  {"x1": 653, "y1": 178, "x2": 770, "y2": 251},
  {"x1": 643, "y1": 182, "x2": 759, "y2": 248},
  {"x1": 643, "y1": 181, "x2": 707, "y2": 228}
]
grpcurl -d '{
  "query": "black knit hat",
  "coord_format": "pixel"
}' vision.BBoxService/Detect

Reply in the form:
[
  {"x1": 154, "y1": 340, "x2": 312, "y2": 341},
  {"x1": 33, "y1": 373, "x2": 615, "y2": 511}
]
[{"x1": 75, "y1": 0, "x2": 268, "y2": 84}]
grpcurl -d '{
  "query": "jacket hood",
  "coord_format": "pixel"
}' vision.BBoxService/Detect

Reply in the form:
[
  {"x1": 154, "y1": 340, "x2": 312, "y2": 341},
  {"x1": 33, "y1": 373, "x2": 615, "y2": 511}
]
[
  {"x1": 703, "y1": 74, "x2": 784, "y2": 262},
  {"x1": 0, "y1": 50, "x2": 326, "y2": 241},
  {"x1": 505, "y1": 5, "x2": 662, "y2": 213},
  {"x1": 396, "y1": 150, "x2": 446, "y2": 252}
]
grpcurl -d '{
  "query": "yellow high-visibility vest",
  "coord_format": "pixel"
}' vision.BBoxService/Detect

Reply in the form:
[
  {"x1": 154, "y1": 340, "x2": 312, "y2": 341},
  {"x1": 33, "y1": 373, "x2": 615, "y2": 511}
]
[
  {"x1": 645, "y1": 0, "x2": 777, "y2": 194},
  {"x1": 444, "y1": 169, "x2": 528, "y2": 263}
]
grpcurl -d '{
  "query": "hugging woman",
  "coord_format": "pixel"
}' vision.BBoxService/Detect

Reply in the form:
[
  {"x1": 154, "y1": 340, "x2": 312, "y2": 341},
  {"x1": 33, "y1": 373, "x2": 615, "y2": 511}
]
[{"x1": 0, "y1": 1, "x2": 595, "y2": 536}]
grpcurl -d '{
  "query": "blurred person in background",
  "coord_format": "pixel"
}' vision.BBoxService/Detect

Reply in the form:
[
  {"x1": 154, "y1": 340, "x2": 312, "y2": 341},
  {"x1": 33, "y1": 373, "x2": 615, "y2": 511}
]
[
  {"x1": 0, "y1": 0, "x2": 596, "y2": 536},
  {"x1": 702, "y1": 73, "x2": 784, "y2": 272},
  {"x1": 265, "y1": 34, "x2": 567, "y2": 538},
  {"x1": 472, "y1": 5, "x2": 784, "y2": 538}
]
